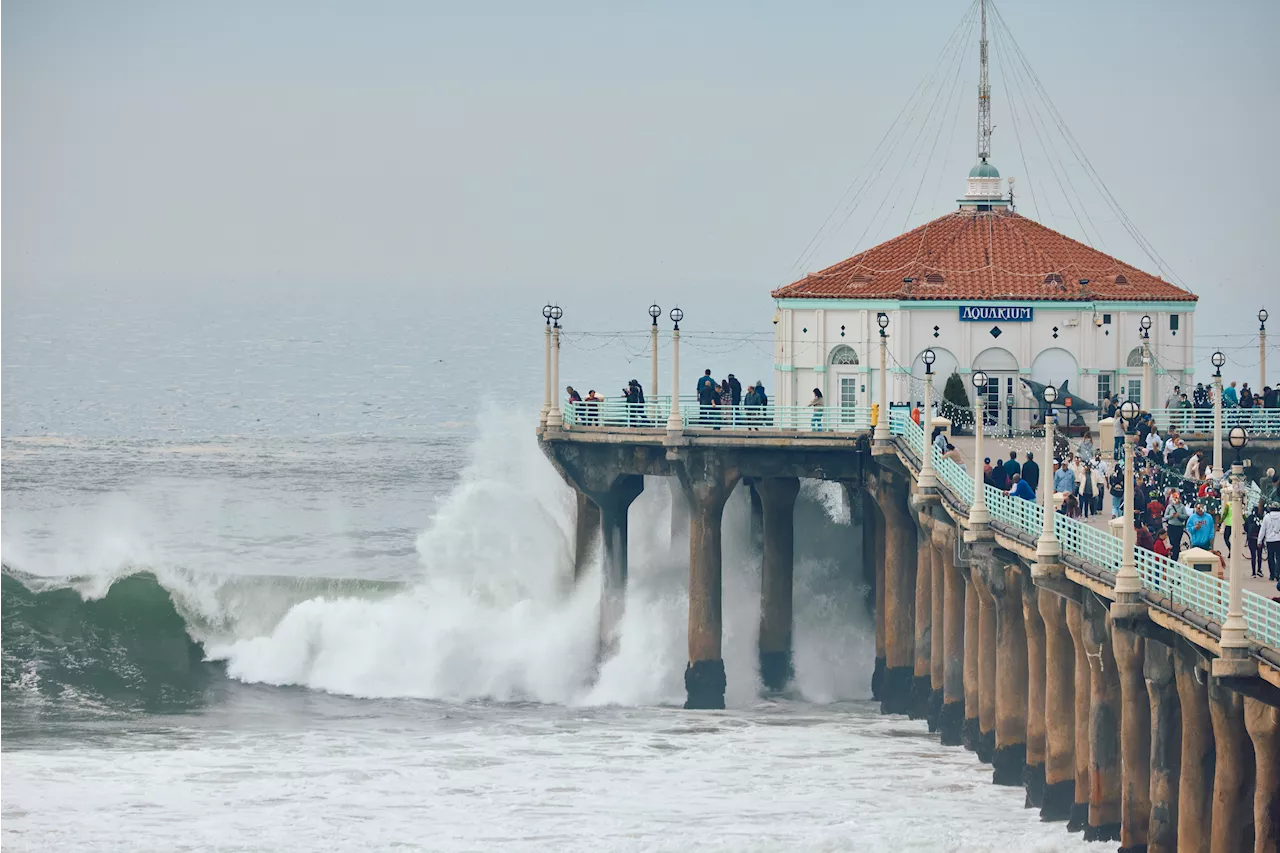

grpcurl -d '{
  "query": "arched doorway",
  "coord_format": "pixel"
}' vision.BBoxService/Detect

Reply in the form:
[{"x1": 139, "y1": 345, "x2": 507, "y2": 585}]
[
  {"x1": 828, "y1": 345, "x2": 861, "y2": 428},
  {"x1": 973, "y1": 346, "x2": 1019, "y2": 429}
]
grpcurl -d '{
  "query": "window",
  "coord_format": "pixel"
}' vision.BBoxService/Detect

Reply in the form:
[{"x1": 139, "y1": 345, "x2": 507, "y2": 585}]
[
  {"x1": 1102, "y1": 313, "x2": 1112, "y2": 325},
  {"x1": 1127, "y1": 378, "x2": 1142, "y2": 404},
  {"x1": 1170, "y1": 314, "x2": 1179, "y2": 331},
  {"x1": 1097, "y1": 373, "x2": 1113, "y2": 402},
  {"x1": 829, "y1": 345, "x2": 859, "y2": 365}
]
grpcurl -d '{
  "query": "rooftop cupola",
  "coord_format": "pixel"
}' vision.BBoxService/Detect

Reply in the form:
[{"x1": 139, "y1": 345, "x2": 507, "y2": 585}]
[{"x1": 960, "y1": 157, "x2": 1008, "y2": 207}]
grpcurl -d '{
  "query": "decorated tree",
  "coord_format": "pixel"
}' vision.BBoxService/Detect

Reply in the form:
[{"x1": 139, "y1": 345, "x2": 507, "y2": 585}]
[{"x1": 939, "y1": 371, "x2": 974, "y2": 433}]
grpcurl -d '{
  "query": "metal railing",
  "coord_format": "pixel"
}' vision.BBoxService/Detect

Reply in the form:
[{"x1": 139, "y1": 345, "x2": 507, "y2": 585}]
[
  {"x1": 890, "y1": 411, "x2": 1280, "y2": 650},
  {"x1": 1147, "y1": 406, "x2": 1280, "y2": 436},
  {"x1": 561, "y1": 395, "x2": 871, "y2": 434}
]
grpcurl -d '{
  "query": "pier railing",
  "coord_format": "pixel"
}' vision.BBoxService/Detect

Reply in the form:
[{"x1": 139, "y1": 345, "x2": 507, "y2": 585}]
[
  {"x1": 562, "y1": 396, "x2": 871, "y2": 434},
  {"x1": 1146, "y1": 406, "x2": 1280, "y2": 436},
  {"x1": 890, "y1": 411, "x2": 1280, "y2": 650}
]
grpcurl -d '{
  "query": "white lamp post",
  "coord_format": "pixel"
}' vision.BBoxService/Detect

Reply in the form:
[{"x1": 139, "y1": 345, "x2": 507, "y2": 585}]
[
  {"x1": 917, "y1": 349, "x2": 939, "y2": 490},
  {"x1": 547, "y1": 305, "x2": 564, "y2": 427},
  {"x1": 1036, "y1": 384, "x2": 1061, "y2": 560},
  {"x1": 969, "y1": 370, "x2": 990, "y2": 529},
  {"x1": 875, "y1": 312, "x2": 890, "y2": 441},
  {"x1": 1139, "y1": 314, "x2": 1153, "y2": 412},
  {"x1": 1260, "y1": 309, "x2": 1269, "y2": 396},
  {"x1": 1221, "y1": 426, "x2": 1250, "y2": 651},
  {"x1": 666, "y1": 308, "x2": 684, "y2": 433},
  {"x1": 1114, "y1": 399, "x2": 1142, "y2": 600},
  {"x1": 1211, "y1": 350, "x2": 1226, "y2": 476},
  {"x1": 540, "y1": 304, "x2": 554, "y2": 427},
  {"x1": 649, "y1": 303, "x2": 662, "y2": 419}
]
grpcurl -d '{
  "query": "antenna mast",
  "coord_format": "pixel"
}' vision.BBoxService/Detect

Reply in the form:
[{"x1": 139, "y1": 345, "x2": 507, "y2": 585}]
[{"x1": 977, "y1": 0, "x2": 991, "y2": 162}]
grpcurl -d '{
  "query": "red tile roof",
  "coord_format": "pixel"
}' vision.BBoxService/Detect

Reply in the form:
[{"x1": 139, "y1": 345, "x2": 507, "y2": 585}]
[{"x1": 773, "y1": 209, "x2": 1197, "y2": 303}]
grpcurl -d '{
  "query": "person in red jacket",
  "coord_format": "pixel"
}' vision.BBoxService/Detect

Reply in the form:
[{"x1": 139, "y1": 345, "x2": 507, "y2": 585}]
[{"x1": 1153, "y1": 528, "x2": 1172, "y2": 558}]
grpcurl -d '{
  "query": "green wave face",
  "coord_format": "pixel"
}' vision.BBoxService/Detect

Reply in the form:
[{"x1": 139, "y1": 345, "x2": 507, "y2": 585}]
[{"x1": 2, "y1": 570, "x2": 218, "y2": 716}]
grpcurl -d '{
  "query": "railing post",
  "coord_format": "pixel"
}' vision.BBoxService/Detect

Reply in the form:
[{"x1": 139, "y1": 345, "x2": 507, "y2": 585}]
[
  {"x1": 548, "y1": 323, "x2": 563, "y2": 427},
  {"x1": 1212, "y1": 373, "x2": 1223, "y2": 476},
  {"x1": 650, "y1": 317, "x2": 660, "y2": 419},
  {"x1": 1213, "y1": 461, "x2": 1256, "y2": 678},
  {"x1": 969, "y1": 386, "x2": 989, "y2": 529},
  {"x1": 1036, "y1": 409, "x2": 1060, "y2": 561},
  {"x1": 665, "y1": 322, "x2": 683, "y2": 435},
  {"x1": 874, "y1": 319, "x2": 890, "y2": 442},
  {"x1": 919, "y1": 369, "x2": 938, "y2": 490},
  {"x1": 1113, "y1": 433, "x2": 1143, "y2": 607},
  {"x1": 541, "y1": 321, "x2": 552, "y2": 428}
]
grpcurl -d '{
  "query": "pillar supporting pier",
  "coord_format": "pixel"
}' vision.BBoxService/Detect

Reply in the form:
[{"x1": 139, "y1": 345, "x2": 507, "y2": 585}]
[
  {"x1": 678, "y1": 454, "x2": 741, "y2": 710},
  {"x1": 1174, "y1": 648, "x2": 1214, "y2": 853},
  {"x1": 987, "y1": 556, "x2": 1028, "y2": 787},
  {"x1": 1083, "y1": 594, "x2": 1121, "y2": 844},
  {"x1": 1208, "y1": 675, "x2": 1253, "y2": 853},
  {"x1": 1064, "y1": 598, "x2": 1092, "y2": 833},
  {"x1": 963, "y1": 559, "x2": 981, "y2": 754},
  {"x1": 589, "y1": 475, "x2": 645, "y2": 652},
  {"x1": 910, "y1": 501, "x2": 936, "y2": 722},
  {"x1": 1037, "y1": 588, "x2": 1074, "y2": 823},
  {"x1": 1145, "y1": 641, "x2": 1180, "y2": 853},
  {"x1": 868, "y1": 488, "x2": 887, "y2": 703},
  {"x1": 574, "y1": 490, "x2": 601, "y2": 581},
  {"x1": 931, "y1": 522, "x2": 962, "y2": 742},
  {"x1": 1245, "y1": 697, "x2": 1279, "y2": 853},
  {"x1": 1112, "y1": 627, "x2": 1151, "y2": 853},
  {"x1": 875, "y1": 468, "x2": 917, "y2": 716},
  {"x1": 1022, "y1": 571, "x2": 1046, "y2": 808},
  {"x1": 757, "y1": 477, "x2": 800, "y2": 694},
  {"x1": 928, "y1": 522, "x2": 949, "y2": 738},
  {"x1": 972, "y1": 548, "x2": 998, "y2": 764}
]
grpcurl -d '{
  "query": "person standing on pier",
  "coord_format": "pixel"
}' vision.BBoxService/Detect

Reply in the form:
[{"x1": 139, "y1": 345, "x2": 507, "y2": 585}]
[
  {"x1": 808, "y1": 388, "x2": 824, "y2": 431},
  {"x1": 1006, "y1": 473, "x2": 1035, "y2": 501},
  {"x1": 1259, "y1": 502, "x2": 1280, "y2": 584},
  {"x1": 1002, "y1": 451, "x2": 1021, "y2": 483},
  {"x1": 1022, "y1": 453, "x2": 1040, "y2": 498},
  {"x1": 697, "y1": 370, "x2": 715, "y2": 425},
  {"x1": 1188, "y1": 503, "x2": 1215, "y2": 551}
]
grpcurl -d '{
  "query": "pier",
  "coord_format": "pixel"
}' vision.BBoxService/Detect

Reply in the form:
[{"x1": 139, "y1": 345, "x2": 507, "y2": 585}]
[{"x1": 538, "y1": 391, "x2": 1280, "y2": 851}]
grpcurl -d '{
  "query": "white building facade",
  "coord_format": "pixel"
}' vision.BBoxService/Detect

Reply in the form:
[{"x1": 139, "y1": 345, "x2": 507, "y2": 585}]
[{"x1": 771, "y1": 162, "x2": 1198, "y2": 426}]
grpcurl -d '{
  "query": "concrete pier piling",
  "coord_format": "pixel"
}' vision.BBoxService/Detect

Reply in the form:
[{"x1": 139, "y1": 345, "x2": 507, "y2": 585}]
[
  {"x1": 870, "y1": 496, "x2": 887, "y2": 702},
  {"x1": 911, "y1": 509, "x2": 934, "y2": 721},
  {"x1": 1112, "y1": 628, "x2": 1150, "y2": 853},
  {"x1": 974, "y1": 566, "x2": 997, "y2": 764},
  {"x1": 757, "y1": 477, "x2": 800, "y2": 694},
  {"x1": 678, "y1": 455, "x2": 740, "y2": 710},
  {"x1": 1065, "y1": 598, "x2": 1093, "y2": 832},
  {"x1": 1037, "y1": 588, "x2": 1075, "y2": 822},
  {"x1": 876, "y1": 470, "x2": 916, "y2": 716},
  {"x1": 1083, "y1": 595, "x2": 1122, "y2": 843},
  {"x1": 940, "y1": 525, "x2": 966, "y2": 747},
  {"x1": 1245, "y1": 698, "x2": 1279, "y2": 853},
  {"x1": 928, "y1": 528, "x2": 946, "y2": 733},
  {"x1": 595, "y1": 475, "x2": 645, "y2": 647},
  {"x1": 573, "y1": 490, "x2": 601, "y2": 581},
  {"x1": 1145, "y1": 642, "x2": 1180, "y2": 853},
  {"x1": 1174, "y1": 649, "x2": 1214, "y2": 853},
  {"x1": 1208, "y1": 677, "x2": 1253, "y2": 853},
  {"x1": 1021, "y1": 576, "x2": 1046, "y2": 808},
  {"x1": 990, "y1": 560, "x2": 1028, "y2": 787},
  {"x1": 963, "y1": 566, "x2": 982, "y2": 754}
]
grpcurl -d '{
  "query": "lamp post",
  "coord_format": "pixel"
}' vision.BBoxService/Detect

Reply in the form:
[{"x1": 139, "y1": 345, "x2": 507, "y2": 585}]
[
  {"x1": 1211, "y1": 350, "x2": 1226, "y2": 477},
  {"x1": 1140, "y1": 314, "x2": 1153, "y2": 412},
  {"x1": 1114, "y1": 399, "x2": 1142, "y2": 601},
  {"x1": 649, "y1": 303, "x2": 662, "y2": 418},
  {"x1": 1221, "y1": 427, "x2": 1250, "y2": 652},
  {"x1": 666, "y1": 308, "x2": 684, "y2": 433},
  {"x1": 969, "y1": 370, "x2": 990, "y2": 529},
  {"x1": 918, "y1": 349, "x2": 939, "y2": 490},
  {"x1": 1260, "y1": 309, "x2": 1269, "y2": 394},
  {"x1": 540, "y1": 304, "x2": 554, "y2": 427},
  {"x1": 875, "y1": 312, "x2": 891, "y2": 441},
  {"x1": 1037, "y1": 385, "x2": 1061, "y2": 560},
  {"x1": 547, "y1": 305, "x2": 564, "y2": 427},
  {"x1": 1006, "y1": 393, "x2": 1015, "y2": 438}
]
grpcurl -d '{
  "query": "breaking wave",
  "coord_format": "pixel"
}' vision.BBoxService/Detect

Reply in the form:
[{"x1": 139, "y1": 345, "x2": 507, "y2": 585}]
[{"x1": 3, "y1": 411, "x2": 874, "y2": 711}]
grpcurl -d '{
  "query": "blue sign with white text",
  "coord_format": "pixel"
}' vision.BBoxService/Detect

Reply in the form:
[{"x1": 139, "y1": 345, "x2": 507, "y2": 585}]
[{"x1": 959, "y1": 305, "x2": 1033, "y2": 322}]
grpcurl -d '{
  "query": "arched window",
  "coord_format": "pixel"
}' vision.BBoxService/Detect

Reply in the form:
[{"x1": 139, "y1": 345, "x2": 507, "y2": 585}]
[
  {"x1": 829, "y1": 345, "x2": 860, "y2": 365},
  {"x1": 1126, "y1": 347, "x2": 1145, "y2": 368}
]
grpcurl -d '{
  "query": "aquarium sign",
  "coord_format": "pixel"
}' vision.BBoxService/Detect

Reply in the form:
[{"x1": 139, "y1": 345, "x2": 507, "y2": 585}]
[{"x1": 958, "y1": 305, "x2": 1034, "y2": 322}]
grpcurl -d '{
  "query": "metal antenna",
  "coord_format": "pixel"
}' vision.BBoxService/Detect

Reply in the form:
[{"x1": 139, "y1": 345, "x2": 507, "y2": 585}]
[{"x1": 977, "y1": 0, "x2": 991, "y2": 162}]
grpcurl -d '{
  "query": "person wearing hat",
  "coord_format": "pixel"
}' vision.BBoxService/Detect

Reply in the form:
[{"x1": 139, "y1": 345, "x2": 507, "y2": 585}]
[
  {"x1": 1260, "y1": 501, "x2": 1280, "y2": 585},
  {"x1": 1052, "y1": 458, "x2": 1076, "y2": 495}
]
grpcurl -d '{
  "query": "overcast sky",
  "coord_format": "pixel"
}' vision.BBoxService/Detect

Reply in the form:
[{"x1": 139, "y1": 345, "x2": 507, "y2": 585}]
[{"x1": 4, "y1": 0, "x2": 1278, "y2": 377}]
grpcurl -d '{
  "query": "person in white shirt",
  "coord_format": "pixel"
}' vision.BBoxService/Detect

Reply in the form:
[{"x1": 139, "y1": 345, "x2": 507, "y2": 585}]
[
  {"x1": 1145, "y1": 429, "x2": 1162, "y2": 454},
  {"x1": 1163, "y1": 434, "x2": 1178, "y2": 465},
  {"x1": 1259, "y1": 503, "x2": 1280, "y2": 586}
]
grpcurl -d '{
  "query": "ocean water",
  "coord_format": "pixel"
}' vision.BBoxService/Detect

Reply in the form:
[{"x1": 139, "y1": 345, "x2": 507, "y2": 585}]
[{"x1": 1, "y1": 289, "x2": 1110, "y2": 851}]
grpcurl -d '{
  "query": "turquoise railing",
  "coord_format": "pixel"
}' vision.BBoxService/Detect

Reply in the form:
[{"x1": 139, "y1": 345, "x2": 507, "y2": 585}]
[
  {"x1": 889, "y1": 411, "x2": 1280, "y2": 650},
  {"x1": 562, "y1": 395, "x2": 871, "y2": 434},
  {"x1": 1147, "y1": 406, "x2": 1280, "y2": 436}
]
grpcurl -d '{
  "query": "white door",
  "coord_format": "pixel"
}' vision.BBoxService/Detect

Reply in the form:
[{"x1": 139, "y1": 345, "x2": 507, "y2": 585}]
[{"x1": 838, "y1": 374, "x2": 859, "y2": 430}]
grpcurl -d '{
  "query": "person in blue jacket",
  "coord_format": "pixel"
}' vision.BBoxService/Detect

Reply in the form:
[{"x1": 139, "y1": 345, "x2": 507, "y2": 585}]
[
  {"x1": 1006, "y1": 473, "x2": 1036, "y2": 501},
  {"x1": 1187, "y1": 503, "x2": 1215, "y2": 550}
]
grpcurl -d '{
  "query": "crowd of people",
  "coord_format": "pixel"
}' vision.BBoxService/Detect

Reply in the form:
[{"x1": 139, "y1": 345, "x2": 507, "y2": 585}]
[{"x1": 564, "y1": 371, "x2": 772, "y2": 428}]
